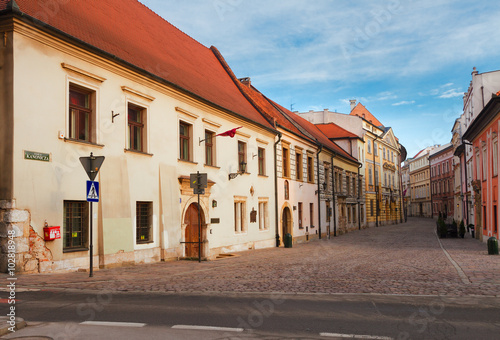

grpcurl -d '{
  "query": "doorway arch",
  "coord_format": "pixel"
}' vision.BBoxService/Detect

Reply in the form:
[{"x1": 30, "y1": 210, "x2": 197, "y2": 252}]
[
  {"x1": 184, "y1": 203, "x2": 206, "y2": 258},
  {"x1": 281, "y1": 206, "x2": 292, "y2": 246}
]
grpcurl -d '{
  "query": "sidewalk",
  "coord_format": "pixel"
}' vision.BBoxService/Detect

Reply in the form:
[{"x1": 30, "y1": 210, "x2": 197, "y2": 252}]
[{"x1": 4, "y1": 217, "x2": 500, "y2": 297}]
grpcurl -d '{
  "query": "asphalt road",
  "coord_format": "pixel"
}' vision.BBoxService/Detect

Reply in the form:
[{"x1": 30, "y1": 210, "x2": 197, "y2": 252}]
[{"x1": 2, "y1": 289, "x2": 500, "y2": 339}]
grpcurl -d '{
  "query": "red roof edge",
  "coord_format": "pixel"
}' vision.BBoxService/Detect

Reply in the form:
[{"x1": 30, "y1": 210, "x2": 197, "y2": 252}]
[{"x1": 210, "y1": 46, "x2": 277, "y2": 130}]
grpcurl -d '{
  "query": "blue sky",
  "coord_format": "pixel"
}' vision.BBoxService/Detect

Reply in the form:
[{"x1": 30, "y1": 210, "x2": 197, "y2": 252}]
[{"x1": 140, "y1": 0, "x2": 500, "y2": 159}]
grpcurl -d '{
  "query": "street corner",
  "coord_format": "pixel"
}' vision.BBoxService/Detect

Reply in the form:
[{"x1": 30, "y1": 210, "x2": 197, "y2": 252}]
[{"x1": 0, "y1": 316, "x2": 27, "y2": 336}]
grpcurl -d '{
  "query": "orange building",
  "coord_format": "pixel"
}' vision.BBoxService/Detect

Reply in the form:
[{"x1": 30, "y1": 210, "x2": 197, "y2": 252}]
[{"x1": 462, "y1": 95, "x2": 500, "y2": 241}]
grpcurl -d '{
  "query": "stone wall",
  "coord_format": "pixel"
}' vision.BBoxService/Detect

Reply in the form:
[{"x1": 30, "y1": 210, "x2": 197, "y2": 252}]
[{"x1": 0, "y1": 200, "x2": 52, "y2": 273}]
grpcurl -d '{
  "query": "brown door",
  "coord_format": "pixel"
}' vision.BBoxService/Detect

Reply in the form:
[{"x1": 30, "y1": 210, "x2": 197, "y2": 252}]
[
  {"x1": 184, "y1": 203, "x2": 204, "y2": 258},
  {"x1": 282, "y1": 207, "x2": 291, "y2": 245}
]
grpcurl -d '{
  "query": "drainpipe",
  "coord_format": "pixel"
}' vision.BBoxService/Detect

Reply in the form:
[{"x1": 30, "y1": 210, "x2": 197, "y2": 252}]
[
  {"x1": 399, "y1": 155, "x2": 404, "y2": 223},
  {"x1": 274, "y1": 132, "x2": 282, "y2": 247},
  {"x1": 316, "y1": 145, "x2": 323, "y2": 239},
  {"x1": 463, "y1": 139, "x2": 472, "y2": 226},
  {"x1": 331, "y1": 154, "x2": 337, "y2": 237},
  {"x1": 459, "y1": 151, "x2": 464, "y2": 223},
  {"x1": 358, "y1": 162, "x2": 362, "y2": 230},
  {"x1": 372, "y1": 135, "x2": 379, "y2": 227}
]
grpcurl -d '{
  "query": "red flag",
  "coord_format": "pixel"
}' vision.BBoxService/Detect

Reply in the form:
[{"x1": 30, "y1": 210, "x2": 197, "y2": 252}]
[{"x1": 216, "y1": 126, "x2": 242, "y2": 138}]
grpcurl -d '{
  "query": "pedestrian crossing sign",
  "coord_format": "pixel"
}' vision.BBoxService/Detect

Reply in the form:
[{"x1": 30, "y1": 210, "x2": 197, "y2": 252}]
[{"x1": 86, "y1": 181, "x2": 99, "y2": 202}]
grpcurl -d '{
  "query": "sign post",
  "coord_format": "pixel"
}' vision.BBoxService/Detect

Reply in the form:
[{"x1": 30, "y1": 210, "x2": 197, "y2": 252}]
[
  {"x1": 189, "y1": 172, "x2": 207, "y2": 262},
  {"x1": 79, "y1": 152, "x2": 105, "y2": 277}
]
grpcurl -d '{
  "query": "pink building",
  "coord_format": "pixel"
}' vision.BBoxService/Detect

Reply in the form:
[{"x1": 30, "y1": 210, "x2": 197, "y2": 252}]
[
  {"x1": 429, "y1": 144, "x2": 454, "y2": 220},
  {"x1": 462, "y1": 95, "x2": 500, "y2": 241}
]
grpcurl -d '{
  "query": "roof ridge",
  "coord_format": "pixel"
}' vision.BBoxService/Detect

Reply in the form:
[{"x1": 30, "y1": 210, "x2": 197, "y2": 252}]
[
  {"x1": 210, "y1": 46, "x2": 277, "y2": 129},
  {"x1": 137, "y1": 1, "x2": 208, "y2": 50}
]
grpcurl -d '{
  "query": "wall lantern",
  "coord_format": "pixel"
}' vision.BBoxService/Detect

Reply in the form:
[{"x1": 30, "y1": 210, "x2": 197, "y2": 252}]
[
  {"x1": 229, "y1": 161, "x2": 247, "y2": 180},
  {"x1": 212, "y1": 200, "x2": 217, "y2": 208}
]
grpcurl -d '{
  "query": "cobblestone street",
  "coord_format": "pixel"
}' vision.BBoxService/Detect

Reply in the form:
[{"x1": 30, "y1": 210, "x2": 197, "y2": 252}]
[{"x1": 12, "y1": 218, "x2": 500, "y2": 297}]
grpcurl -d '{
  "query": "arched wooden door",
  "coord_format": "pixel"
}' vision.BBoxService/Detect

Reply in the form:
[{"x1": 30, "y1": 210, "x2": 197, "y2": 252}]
[
  {"x1": 184, "y1": 203, "x2": 205, "y2": 258},
  {"x1": 282, "y1": 207, "x2": 292, "y2": 245}
]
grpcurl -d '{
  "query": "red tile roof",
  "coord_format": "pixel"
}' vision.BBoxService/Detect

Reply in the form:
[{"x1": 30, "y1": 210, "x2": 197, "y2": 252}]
[
  {"x1": 316, "y1": 123, "x2": 360, "y2": 140},
  {"x1": 350, "y1": 103, "x2": 384, "y2": 128},
  {"x1": 0, "y1": 0, "x2": 274, "y2": 130},
  {"x1": 215, "y1": 69, "x2": 357, "y2": 163}
]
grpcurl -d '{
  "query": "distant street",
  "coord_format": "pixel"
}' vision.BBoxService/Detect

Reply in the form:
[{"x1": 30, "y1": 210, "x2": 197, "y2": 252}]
[{"x1": 2, "y1": 217, "x2": 500, "y2": 339}]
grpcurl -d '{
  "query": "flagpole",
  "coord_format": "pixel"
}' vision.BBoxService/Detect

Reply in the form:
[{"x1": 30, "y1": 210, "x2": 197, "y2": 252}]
[{"x1": 199, "y1": 126, "x2": 242, "y2": 145}]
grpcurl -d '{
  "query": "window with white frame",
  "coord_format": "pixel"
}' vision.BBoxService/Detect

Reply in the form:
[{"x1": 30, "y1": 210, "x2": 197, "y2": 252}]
[
  {"x1": 493, "y1": 137, "x2": 498, "y2": 177},
  {"x1": 205, "y1": 130, "x2": 216, "y2": 166},
  {"x1": 179, "y1": 121, "x2": 192, "y2": 161},
  {"x1": 238, "y1": 141, "x2": 247, "y2": 173},
  {"x1": 258, "y1": 147, "x2": 266, "y2": 176},
  {"x1": 258, "y1": 199, "x2": 269, "y2": 231},
  {"x1": 476, "y1": 150, "x2": 481, "y2": 180},
  {"x1": 482, "y1": 146, "x2": 487, "y2": 180},
  {"x1": 234, "y1": 197, "x2": 247, "y2": 233},
  {"x1": 69, "y1": 84, "x2": 96, "y2": 142},
  {"x1": 128, "y1": 103, "x2": 147, "y2": 152}
]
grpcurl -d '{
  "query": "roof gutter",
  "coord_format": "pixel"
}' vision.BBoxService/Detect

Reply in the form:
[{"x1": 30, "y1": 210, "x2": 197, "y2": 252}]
[
  {"x1": 274, "y1": 131, "x2": 282, "y2": 247},
  {"x1": 316, "y1": 144, "x2": 323, "y2": 239},
  {"x1": 331, "y1": 154, "x2": 337, "y2": 237}
]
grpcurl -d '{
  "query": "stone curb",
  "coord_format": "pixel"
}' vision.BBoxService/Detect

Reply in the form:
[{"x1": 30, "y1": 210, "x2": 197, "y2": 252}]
[{"x1": 0, "y1": 316, "x2": 27, "y2": 336}]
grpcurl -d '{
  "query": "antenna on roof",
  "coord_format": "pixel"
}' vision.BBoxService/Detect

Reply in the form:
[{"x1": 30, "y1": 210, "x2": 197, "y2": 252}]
[{"x1": 290, "y1": 103, "x2": 295, "y2": 111}]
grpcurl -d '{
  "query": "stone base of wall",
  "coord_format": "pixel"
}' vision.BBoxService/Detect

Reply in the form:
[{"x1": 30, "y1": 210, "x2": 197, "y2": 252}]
[
  {"x1": 209, "y1": 238, "x2": 275, "y2": 260},
  {"x1": 0, "y1": 200, "x2": 53, "y2": 274}
]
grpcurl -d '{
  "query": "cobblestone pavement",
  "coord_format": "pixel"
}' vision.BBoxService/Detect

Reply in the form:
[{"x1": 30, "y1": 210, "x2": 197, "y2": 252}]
[{"x1": 10, "y1": 218, "x2": 500, "y2": 297}]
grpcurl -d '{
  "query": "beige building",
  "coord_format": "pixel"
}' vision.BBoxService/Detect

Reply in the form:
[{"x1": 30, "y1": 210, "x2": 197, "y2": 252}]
[
  {"x1": 408, "y1": 146, "x2": 439, "y2": 217},
  {"x1": 235, "y1": 80, "x2": 362, "y2": 242},
  {"x1": 299, "y1": 101, "x2": 406, "y2": 227},
  {"x1": 0, "y1": 1, "x2": 279, "y2": 273}
]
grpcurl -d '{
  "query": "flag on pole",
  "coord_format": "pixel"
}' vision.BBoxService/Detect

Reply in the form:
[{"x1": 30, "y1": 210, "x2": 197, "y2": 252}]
[
  {"x1": 216, "y1": 126, "x2": 242, "y2": 138},
  {"x1": 403, "y1": 188, "x2": 407, "y2": 196}
]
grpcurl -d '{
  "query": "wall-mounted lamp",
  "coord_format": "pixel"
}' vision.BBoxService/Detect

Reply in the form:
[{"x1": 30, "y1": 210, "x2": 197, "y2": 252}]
[
  {"x1": 212, "y1": 200, "x2": 217, "y2": 208},
  {"x1": 229, "y1": 161, "x2": 247, "y2": 180}
]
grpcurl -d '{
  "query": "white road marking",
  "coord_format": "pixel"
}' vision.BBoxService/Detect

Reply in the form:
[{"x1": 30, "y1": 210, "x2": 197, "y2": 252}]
[
  {"x1": 172, "y1": 325, "x2": 244, "y2": 332},
  {"x1": 80, "y1": 321, "x2": 146, "y2": 327},
  {"x1": 320, "y1": 333, "x2": 393, "y2": 340}
]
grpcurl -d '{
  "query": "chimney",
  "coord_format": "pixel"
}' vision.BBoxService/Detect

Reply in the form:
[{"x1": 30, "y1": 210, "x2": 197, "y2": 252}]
[
  {"x1": 350, "y1": 99, "x2": 356, "y2": 112},
  {"x1": 239, "y1": 77, "x2": 251, "y2": 87}
]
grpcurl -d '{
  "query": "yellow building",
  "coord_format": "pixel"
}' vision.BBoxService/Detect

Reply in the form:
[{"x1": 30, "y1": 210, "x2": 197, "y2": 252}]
[{"x1": 350, "y1": 103, "x2": 404, "y2": 227}]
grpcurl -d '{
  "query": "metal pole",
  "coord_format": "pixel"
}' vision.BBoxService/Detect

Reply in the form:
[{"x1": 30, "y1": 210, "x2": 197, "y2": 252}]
[
  {"x1": 197, "y1": 171, "x2": 201, "y2": 263},
  {"x1": 89, "y1": 201, "x2": 93, "y2": 277},
  {"x1": 89, "y1": 152, "x2": 94, "y2": 277}
]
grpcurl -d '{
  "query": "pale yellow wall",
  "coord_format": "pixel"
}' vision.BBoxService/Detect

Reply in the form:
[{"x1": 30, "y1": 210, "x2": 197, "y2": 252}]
[{"x1": 11, "y1": 25, "x2": 276, "y2": 267}]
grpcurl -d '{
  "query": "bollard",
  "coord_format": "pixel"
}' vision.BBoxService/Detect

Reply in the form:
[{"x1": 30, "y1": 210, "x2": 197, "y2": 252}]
[
  {"x1": 284, "y1": 233, "x2": 293, "y2": 248},
  {"x1": 487, "y1": 237, "x2": 499, "y2": 255}
]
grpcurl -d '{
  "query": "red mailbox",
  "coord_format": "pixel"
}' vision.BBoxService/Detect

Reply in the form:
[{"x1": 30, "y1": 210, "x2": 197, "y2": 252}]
[{"x1": 43, "y1": 226, "x2": 61, "y2": 241}]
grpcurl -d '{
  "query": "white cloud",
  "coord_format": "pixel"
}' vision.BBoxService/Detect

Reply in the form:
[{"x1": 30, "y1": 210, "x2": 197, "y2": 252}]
[
  {"x1": 439, "y1": 89, "x2": 463, "y2": 99},
  {"x1": 392, "y1": 101, "x2": 415, "y2": 106}
]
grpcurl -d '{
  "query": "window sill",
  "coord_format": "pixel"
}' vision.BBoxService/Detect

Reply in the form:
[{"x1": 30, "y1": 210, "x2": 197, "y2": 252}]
[
  {"x1": 64, "y1": 138, "x2": 104, "y2": 148},
  {"x1": 63, "y1": 247, "x2": 89, "y2": 254},
  {"x1": 125, "y1": 148, "x2": 153, "y2": 156},
  {"x1": 178, "y1": 159, "x2": 198, "y2": 165},
  {"x1": 136, "y1": 240, "x2": 153, "y2": 245},
  {"x1": 204, "y1": 164, "x2": 220, "y2": 169},
  {"x1": 258, "y1": 174, "x2": 269, "y2": 178}
]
